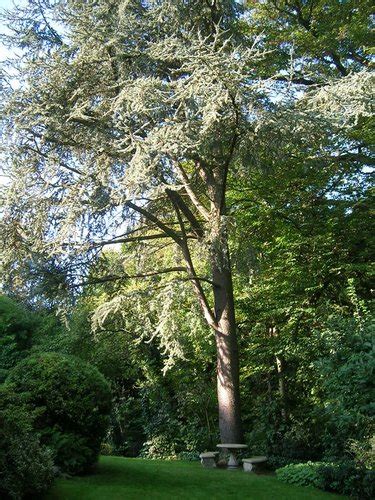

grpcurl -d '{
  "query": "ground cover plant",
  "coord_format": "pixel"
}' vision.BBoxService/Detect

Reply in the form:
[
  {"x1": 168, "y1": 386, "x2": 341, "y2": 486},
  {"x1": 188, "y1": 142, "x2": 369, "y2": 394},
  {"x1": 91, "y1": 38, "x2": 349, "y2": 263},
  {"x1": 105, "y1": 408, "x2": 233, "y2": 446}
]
[{"x1": 276, "y1": 460, "x2": 375, "y2": 499}]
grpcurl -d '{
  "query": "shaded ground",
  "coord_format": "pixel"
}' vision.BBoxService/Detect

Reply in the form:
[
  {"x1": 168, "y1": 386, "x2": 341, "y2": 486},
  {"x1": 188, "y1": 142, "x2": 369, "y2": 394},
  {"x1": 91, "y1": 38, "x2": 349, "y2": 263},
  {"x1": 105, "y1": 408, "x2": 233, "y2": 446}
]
[{"x1": 45, "y1": 456, "x2": 347, "y2": 500}]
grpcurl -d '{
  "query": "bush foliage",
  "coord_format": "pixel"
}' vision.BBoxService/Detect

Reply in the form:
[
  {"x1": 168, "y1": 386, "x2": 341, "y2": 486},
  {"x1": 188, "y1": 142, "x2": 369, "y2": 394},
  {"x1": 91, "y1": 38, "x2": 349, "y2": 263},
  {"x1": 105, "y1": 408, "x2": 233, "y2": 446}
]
[
  {"x1": 0, "y1": 386, "x2": 54, "y2": 499},
  {"x1": 6, "y1": 352, "x2": 112, "y2": 474},
  {"x1": 276, "y1": 462, "x2": 325, "y2": 489},
  {"x1": 0, "y1": 296, "x2": 36, "y2": 383},
  {"x1": 276, "y1": 460, "x2": 375, "y2": 499}
]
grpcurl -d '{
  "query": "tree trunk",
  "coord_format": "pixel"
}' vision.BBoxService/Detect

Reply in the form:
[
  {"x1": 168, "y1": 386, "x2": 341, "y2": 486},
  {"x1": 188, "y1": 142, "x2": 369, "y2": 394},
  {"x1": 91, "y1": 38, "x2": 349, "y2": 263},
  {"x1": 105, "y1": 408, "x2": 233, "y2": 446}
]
[
  {"x1": 275, "y1": 354, "x2": 287, "y2": 422},
  {"x1": 211, "y1": 238, "x2": 243, "y2": 443},
  {"x1": 270, "y1": 326, "x2": 288, "y2": 422},
  {"x1": 167, "y1": 179, "x2": 243, "y2": 442}
]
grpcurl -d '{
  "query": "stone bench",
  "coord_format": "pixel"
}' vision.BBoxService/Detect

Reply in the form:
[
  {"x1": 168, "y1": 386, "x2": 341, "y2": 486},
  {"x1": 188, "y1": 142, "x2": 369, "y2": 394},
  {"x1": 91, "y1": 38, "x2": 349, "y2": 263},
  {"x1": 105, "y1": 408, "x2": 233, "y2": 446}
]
[
  {"x1": 199, "y1": 452, "x2": 219, "y2": 468},
  {"x1": 243, "y1": 456, "x2": 267, "y2": 472}
]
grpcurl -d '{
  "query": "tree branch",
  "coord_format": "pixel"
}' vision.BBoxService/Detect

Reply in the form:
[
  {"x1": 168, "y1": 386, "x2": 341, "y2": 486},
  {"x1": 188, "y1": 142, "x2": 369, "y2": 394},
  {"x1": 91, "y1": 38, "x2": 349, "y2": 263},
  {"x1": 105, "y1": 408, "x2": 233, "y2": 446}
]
[
  {"x1": 174, "y1": 162, "x2": 210, "y2": 220},
  {"x1": 93, "y1": 232, "x2": 196, "y2": 247},
  {"x1": 71, "y1": 267, "x2": 216, "y2": 288},
  {"x1": 24, "y1": 144, "x2": 84, "y2": 176},
  {"x1": 194, "y1": 158, "x2": 217, "y2": 198},
  {"x1": 169, "y1": 196, "x2": 218, "y2": 329},
  {"x1": 165, "y1": 188, "x2": 204, "y2": 238},
  {"x1": 125, "y1": 200, "x2": 182, "y2": 244},
  {"x1": 275, "y1": 75, "x2": 320, "y2": 87},
  {"x1": 72, "y1": 267, "x2": 187, "y2": 287}
]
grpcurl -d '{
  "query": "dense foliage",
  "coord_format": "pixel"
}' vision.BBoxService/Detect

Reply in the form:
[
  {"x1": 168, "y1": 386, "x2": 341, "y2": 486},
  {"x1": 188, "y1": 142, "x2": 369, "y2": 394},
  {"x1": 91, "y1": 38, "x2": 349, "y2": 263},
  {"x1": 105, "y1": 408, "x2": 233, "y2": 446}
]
[
  {"x1": 0, "y1": 296, "x2": 36, "y2": 382},
  {"x1": 276, "y1": 462, "x2": 326, "y2": 489},
  {"x1": 276, "y1": 460, "x2": 375, "y2": 499},
  {"x1": 6, "y1": 352, "x2": 112, "y2": 474},
  {"x1": 318, "y1": 461, "x2": 375, "y2": 499},
  {"x1": 0, "y1": 386, "x2": 54, "y2": 499},
  {"x1": 0, "y1": 295, "x2": 64, "y2": 381}
]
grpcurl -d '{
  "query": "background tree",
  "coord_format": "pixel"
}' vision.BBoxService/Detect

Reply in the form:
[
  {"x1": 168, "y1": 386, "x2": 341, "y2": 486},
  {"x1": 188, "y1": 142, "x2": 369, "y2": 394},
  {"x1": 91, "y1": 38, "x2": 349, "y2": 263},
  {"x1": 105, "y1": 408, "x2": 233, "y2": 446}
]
[
  {"x1": 226, "y1": 64, "x2": 374, "y2": 464},
  {"x1": 244, "y1": 0, "x2": 373, "y2": 84}
]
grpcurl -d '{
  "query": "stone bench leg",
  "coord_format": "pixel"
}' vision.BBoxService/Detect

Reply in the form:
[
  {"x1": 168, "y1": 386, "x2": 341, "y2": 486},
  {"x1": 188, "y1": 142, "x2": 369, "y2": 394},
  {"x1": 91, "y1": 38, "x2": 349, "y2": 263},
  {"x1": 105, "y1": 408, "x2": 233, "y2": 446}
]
[
  {"x1": 200, "y1": 456, "x2": 216, "y2": 468},
  {"x1": 243, "y1": 462, "x2": 254, "y2": 472}
]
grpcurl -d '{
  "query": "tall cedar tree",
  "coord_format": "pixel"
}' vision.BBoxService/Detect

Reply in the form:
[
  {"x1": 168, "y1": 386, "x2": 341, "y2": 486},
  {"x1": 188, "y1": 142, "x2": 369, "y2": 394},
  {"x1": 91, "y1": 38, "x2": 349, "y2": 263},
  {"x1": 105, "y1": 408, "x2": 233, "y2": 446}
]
[{"x1": 1, "y1": 0, "x2": 263, "y2": 442}]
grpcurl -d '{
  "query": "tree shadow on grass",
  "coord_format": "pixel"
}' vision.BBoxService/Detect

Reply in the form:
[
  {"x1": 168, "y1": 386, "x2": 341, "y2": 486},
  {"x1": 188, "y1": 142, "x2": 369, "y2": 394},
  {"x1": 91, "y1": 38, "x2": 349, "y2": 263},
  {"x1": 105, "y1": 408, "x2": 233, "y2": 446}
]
[{"x1": 93, "y1": 458, "x2": 230, "y2": 490}]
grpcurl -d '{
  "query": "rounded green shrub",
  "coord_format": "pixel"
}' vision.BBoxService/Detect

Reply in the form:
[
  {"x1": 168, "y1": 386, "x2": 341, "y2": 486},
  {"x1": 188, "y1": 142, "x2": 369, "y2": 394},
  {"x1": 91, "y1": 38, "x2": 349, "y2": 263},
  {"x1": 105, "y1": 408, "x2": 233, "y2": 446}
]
[
  {"x1": 0, "y1": 386, "x2": 54, "y2": 499},
  {"x1": 6, "y1": 352, "x2": 112, "y2": 474},
  {"x1": 276, "y1": 461, "x2": 326, "y2": 489}
]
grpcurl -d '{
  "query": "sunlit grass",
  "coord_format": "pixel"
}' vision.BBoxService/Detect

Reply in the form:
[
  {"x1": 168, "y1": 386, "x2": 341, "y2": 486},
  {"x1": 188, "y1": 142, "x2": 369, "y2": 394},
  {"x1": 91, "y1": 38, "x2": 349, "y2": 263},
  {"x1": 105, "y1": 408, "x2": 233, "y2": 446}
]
[{"x1": 45, "y1": 456, "x2": 347, "y2": 500}]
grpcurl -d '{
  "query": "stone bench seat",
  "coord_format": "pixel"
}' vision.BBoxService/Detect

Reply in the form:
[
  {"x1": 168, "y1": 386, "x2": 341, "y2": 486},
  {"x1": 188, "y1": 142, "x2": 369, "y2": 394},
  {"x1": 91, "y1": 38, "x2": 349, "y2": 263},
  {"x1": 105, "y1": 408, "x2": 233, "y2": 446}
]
[
  {"x1": 243, "y1": 456, "x2": 267, "y2": 472},
  {"x1": 199, "y1": 452, "x2": 219, "y2": 468}
]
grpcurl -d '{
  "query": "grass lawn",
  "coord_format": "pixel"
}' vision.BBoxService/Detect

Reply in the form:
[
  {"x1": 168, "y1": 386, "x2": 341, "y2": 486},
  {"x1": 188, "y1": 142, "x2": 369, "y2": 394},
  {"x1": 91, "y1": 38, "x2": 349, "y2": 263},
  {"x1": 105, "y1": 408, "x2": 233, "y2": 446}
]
[{"x1": 44, "y1": 456, "x2": 347, "y2": 500}]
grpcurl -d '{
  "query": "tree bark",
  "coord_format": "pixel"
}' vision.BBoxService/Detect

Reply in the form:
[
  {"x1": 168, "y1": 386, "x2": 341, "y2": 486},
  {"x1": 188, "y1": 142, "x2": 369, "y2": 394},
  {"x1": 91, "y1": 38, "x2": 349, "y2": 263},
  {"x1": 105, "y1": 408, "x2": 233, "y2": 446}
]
[
  {"x1": 167, "y1": 158, "x2": 243, "y2": 442},
  {"x1": 275, "y1": 354, "x2": 287, "y2": 422},
  {"x1": 270, "y1": 326, "x2": 288, "y2": 422},
  {"x1": 211, "y1": 236, "x2": 243, "y2": 443}
]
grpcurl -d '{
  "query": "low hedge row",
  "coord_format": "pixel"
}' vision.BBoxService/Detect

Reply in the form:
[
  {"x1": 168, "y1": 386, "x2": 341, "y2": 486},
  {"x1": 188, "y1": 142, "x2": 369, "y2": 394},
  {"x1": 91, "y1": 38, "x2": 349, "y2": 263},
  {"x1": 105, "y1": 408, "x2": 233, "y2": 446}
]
[{"x1": 276, "y1": 460, "x2": 375, "y2": 499}]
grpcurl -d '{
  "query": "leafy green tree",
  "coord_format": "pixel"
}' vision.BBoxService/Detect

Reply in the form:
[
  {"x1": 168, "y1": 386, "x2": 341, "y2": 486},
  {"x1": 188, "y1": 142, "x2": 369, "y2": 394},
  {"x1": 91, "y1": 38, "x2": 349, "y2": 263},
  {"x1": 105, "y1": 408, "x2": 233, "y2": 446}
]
[
  {"x1": 244, "y1": 0, "x2": 373, "y2": 84},
  {"x1": 0, "y1": 295, "x2": 36, "y2": 381},
  {"x1": 232, "y1": 144, "x2": 373, "y2": 458},
  {"x1": 0, "y1": 0, "x2": 267, "y2": 442}
]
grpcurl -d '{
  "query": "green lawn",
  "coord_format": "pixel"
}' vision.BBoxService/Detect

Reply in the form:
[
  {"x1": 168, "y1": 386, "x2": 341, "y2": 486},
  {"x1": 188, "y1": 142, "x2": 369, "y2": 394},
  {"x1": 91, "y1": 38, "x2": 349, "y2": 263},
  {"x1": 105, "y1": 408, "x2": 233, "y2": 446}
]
[{"x1": 44, "y1": 456, "x2": 347, "y2": 500}]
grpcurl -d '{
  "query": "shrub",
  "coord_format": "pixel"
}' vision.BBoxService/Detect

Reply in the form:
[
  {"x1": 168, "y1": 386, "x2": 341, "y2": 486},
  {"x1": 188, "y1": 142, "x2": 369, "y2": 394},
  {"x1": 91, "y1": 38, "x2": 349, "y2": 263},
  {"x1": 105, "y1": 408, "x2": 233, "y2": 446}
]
[
  {"x1": 0, "y1": 386, "x2": 54, "y2": 499},
  {"x1": 348, "y1": 435, "x2": 375, "y2": 469},
  {"x1": 362, "y1": 470, "x2": 375, "y2": 499},
  {"x1": 318, "y1": 461, "x2": 375, "y2": 499},
  {"x1": 276, "y1": 460, "x2": 375, "y2": 499},
  {"x1": 6, "y1": 352, "x2": 112, "y2": 474},
  {"x1": 100, "y1": 441, "x2": 115, "y2": 456},
  {"x1": 140, "y1": 435, "x2": 179, "y2": 460},
  {"x1": 106, "y1": 394, "x2": 146, "y2": 457},
  {"x1": 276, "y1": 461, "x2": 325, "y2": 489},
  {"x1": 314, "y1": 314, "x2": 375, "y2": 459}
]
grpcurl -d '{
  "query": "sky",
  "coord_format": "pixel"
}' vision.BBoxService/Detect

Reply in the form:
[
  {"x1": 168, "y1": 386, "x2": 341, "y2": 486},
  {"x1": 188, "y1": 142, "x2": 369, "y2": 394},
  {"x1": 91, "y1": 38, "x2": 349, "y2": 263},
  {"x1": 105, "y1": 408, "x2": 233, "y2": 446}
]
[
  {"x1": 0, "y1": 0, "x2": 23, "y2": 60},
  {"x1": 0, "y1": 0, "x2": 24, "y2": 186}
]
